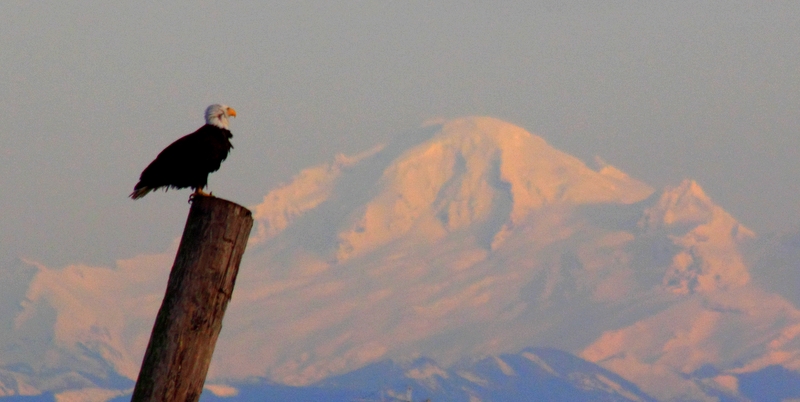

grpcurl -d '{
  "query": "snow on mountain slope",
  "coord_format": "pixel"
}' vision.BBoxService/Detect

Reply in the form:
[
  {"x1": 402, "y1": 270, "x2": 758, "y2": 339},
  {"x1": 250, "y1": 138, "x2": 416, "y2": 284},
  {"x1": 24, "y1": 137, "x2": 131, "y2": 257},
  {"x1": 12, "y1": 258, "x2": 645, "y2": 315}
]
[
  {"x1": 2, "y1": 116, "x2": 799, "y2": 401},
  {"x1": 639, "y1": 180, "x2": 753, "y2": 294},
  {"x1": 582, "y1": 286, "x2": 800, "y2": 400},
  {"x1": 252, "y1": 117, "x2": 653, "y2": 257},
  {"x1": 0, "y1": 253, "x2": 166, "y2": 397}
]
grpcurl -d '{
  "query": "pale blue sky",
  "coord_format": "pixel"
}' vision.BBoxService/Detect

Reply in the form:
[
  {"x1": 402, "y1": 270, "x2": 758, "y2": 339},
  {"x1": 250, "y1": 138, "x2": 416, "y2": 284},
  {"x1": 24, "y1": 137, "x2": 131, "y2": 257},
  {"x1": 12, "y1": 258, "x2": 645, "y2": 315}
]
[{"x1": 1, "y1": 1, "x2": 798, "y2": 267}]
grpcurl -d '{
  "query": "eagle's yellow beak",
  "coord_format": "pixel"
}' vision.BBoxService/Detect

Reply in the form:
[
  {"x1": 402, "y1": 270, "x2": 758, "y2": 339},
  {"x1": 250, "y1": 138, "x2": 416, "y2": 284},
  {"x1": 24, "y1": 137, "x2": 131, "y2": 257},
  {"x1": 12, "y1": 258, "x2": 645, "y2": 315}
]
[{"x1": 226, "y1": 107, "x2": 237, "y2": 118}]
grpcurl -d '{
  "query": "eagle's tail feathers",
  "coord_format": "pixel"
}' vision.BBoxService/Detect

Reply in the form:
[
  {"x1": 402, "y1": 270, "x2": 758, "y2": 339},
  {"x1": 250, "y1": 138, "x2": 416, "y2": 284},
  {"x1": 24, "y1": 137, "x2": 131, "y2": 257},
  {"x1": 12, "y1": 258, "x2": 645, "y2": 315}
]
[{"x1": 130, "y1": 186, "x2": 152, "y2": 200}]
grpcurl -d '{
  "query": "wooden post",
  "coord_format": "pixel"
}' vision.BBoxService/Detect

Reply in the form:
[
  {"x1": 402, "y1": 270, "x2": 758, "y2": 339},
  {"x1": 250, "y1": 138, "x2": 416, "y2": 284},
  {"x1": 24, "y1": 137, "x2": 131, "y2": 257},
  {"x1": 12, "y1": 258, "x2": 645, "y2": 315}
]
[{"x1": 131, "y1": 196, "x2": 253, "y2": 402}]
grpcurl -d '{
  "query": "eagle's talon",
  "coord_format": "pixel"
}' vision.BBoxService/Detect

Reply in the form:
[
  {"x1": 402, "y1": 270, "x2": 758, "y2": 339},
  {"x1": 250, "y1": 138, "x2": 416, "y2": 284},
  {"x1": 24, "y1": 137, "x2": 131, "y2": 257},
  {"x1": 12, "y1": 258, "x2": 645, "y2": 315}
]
[{"x1": 188, "y1": 188, "x2": 213, "y2": 203}]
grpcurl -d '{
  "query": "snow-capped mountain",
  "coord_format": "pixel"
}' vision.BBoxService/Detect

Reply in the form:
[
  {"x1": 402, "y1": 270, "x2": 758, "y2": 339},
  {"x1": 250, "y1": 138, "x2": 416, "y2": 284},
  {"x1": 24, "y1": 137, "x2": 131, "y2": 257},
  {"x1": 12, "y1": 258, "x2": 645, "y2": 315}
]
[{"x1": 2, "y1": 116, "x2": 800, "y2": 401}]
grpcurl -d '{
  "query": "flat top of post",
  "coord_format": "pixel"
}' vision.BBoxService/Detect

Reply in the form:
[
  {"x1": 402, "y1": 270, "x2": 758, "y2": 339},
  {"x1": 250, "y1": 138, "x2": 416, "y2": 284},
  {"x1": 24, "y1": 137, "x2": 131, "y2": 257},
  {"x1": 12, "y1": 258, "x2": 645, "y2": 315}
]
[{"x1": 190, "y1": 195, "x2": 252, "y2": 217}]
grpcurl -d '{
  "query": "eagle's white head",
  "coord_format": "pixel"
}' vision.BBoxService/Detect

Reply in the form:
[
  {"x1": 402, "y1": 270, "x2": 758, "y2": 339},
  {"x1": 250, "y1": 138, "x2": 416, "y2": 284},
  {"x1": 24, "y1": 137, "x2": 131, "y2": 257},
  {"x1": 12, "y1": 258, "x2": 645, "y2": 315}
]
[{"x1": 205, "y1": 104, "x2": 237, "y2": 130}]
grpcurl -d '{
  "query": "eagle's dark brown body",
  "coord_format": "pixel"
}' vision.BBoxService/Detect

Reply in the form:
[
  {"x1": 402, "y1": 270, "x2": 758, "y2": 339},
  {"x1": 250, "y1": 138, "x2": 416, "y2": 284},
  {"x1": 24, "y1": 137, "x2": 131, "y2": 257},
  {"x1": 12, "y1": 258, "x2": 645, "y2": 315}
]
[{"x1": 130, "y1": 124, "x2": 233, "y2": 199}]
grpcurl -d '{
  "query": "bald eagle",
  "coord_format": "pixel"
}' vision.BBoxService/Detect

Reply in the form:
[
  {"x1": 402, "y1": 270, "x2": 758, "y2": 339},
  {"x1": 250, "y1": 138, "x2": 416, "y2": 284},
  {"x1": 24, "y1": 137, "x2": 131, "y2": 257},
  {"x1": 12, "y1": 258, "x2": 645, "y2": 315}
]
[{"x1": 130, "y1": 104, "x2": 237, "y2": 200}]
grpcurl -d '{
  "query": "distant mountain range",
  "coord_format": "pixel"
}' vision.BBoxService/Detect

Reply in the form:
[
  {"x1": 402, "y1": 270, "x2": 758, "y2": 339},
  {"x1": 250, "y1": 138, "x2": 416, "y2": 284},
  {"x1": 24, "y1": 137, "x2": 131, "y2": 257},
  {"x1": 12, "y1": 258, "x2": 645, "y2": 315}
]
[
  {"x1": 196, "y1": 347, "x2": 656, "y2": 402},
  {"x1": 6, "y1": 348, "x2": 800, "y2": 401},
  {"x1": 2, "y1": 117, "x2": 800, "y2": 401}
]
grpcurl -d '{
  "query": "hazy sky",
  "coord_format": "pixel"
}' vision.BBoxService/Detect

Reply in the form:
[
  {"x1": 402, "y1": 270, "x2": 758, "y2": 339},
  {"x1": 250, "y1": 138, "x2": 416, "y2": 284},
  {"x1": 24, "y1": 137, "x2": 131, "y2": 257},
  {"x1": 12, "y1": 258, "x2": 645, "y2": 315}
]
[{"x1": 1, "y1": 1, "x2": 799, "y2": 268}]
